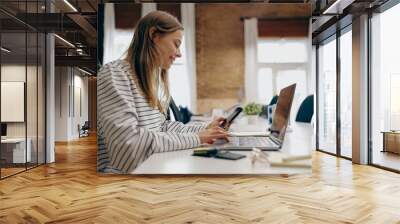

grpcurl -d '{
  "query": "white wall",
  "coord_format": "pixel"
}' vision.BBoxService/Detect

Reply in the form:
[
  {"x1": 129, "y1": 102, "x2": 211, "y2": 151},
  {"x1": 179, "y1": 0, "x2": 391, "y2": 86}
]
[
  {"x1": 1, "y1": 65, "x2": 38, "y2": 137},
  {"x1": 71, "y1": 73, "x2": 89, "y2": 138},
  {"x1": 55, "y1": 66, "x2": 69, "y2": 141},
  {"x1": 1, "y1": 64, "x2": 46, "y2": 164},
  {"x1": 54, "y1": 67, "x2": 89, "y2": 141},
  {"x1": 310, "y1": 46, "x2": 316, "y2": 96}
]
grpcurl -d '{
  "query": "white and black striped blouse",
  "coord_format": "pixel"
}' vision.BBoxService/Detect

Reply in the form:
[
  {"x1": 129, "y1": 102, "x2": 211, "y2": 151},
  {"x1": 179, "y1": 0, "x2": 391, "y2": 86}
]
[{"x1": 97, "y1": 59, "x2": 205, "y2": 173}]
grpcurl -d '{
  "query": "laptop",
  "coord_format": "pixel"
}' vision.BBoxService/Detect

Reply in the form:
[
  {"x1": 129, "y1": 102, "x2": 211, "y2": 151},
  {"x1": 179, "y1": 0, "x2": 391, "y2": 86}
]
[{"x1": 217, "y1": 84, "x2": 296, "y2": 151}]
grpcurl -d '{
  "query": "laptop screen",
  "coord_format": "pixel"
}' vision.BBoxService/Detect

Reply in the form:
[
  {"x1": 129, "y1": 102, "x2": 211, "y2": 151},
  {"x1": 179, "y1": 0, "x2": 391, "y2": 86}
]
[{"x1": 270, "y1": 84, "x2": 296, "y2": 142}]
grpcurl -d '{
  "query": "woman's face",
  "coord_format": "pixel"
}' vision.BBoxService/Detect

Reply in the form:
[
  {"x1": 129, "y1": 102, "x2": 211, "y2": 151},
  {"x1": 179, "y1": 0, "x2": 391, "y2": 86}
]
[{"x1": 153, "y1": 29, "x2": 183, "y2": 70}]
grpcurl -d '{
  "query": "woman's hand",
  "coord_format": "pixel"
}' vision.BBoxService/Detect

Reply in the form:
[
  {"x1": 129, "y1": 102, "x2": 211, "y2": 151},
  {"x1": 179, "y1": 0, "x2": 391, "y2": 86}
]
[
  {"x1": 198, "y1": 126, "x2": 230, "y2": 144},
  {"x1": 206, "y1": 117, "x2": 226, "y2": 129}
]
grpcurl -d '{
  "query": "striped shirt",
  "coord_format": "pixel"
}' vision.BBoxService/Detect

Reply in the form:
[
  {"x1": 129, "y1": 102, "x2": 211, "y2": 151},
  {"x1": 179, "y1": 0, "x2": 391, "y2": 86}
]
[{"x1": 97, "y1": 59, "x2": 205, "y2": 173}]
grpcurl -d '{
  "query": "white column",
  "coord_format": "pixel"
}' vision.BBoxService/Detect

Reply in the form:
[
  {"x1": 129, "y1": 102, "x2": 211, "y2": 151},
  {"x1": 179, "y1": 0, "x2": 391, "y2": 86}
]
[
  {"x1": 46, "y1": 33, "x2": 55, "y2": 163},
  {"x1": 103, "y1": 3, "x2": 115, "y2": 64},
  {"x1": 352, "y1": 14, "x2": 369, "y2": 164},
  {"x1": 181, "y1": 3, "x2": 197, "y2": 113},
  {"x1": 244, "y1": 18, "x2": 258, "y2": 103}
]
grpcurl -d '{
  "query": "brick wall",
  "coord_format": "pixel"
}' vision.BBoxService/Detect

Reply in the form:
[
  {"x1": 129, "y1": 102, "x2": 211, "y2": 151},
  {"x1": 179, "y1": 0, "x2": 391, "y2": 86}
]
[{"x1": 195, "y1": 3, "x2": 311, "y2": 113}]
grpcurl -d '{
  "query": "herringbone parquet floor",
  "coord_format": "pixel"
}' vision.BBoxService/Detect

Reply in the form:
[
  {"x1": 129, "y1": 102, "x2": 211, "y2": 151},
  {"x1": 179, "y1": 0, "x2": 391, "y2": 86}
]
[{"x1": 1, "y1": 134, "x2": 400, "y2": 223}]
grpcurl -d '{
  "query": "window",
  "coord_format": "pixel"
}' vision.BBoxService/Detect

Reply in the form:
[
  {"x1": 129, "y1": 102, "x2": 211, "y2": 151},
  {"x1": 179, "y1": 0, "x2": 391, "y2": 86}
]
[
  {"x1": 371, "y1": 3, "x2": 400, "y2": 171},
  {"x1": 111, "y1": 29, "x2": 134, "y2": 61},
  {"x1": 340, "y1": 29, "x2": 352, "y2": 158},
  {"x1": 258, "y1": 38, "x2": 308, "y2": 63},
  {"x1": 390, "y1": 74, "x2": 400, "y2": 130},
  {"x1": 257, "y1": 68, "x2": 273, "y2": 104},
  {"x1": 168, "y1": 37, "x2": 192, "y2": 109},
  {"x1": 256, "y1": 37, "x2": 308, "y2": 119},
  {"x1": 276, "y1": 69, "x2": 307, "y2": 106},
  {"x1": 317, "y1": 37, "x2": 337, "y2": 155}
]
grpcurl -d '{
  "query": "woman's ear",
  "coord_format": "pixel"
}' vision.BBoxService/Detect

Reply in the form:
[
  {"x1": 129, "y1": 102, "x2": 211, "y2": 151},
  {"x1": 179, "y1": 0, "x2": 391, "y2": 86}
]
[{"x1": 149, "y1": 27, "x2": 158, "y2": 42}]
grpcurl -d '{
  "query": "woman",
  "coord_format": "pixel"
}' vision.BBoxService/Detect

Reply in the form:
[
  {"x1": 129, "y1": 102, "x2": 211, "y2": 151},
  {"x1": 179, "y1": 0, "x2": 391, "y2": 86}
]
[{"x1": 97, "y1": 11, "x2": 229, "y2": 173}]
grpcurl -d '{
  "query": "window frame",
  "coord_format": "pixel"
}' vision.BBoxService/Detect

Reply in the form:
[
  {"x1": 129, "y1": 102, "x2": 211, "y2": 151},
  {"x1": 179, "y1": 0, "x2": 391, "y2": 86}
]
[
  {"x1": 315, "y1": 23, "x2": 353, "y2": 161},
  {"x1": 368, "y1": 0, "x2": 400, "y2": 173}
]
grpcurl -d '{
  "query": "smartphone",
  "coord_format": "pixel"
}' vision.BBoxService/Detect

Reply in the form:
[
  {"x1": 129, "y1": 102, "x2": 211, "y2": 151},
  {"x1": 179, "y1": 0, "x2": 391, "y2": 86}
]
[
  {"x1": 214, "y1": 151, "x2": 246, "y2": 160},
  {"x1": 219, "y1": 107, "x2": 243, "y2": 129}
]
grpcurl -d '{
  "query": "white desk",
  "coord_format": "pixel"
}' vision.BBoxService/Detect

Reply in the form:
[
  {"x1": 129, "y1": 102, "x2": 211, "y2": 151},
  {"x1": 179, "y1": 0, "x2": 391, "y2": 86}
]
[
  {"x1": 1, "y1": 138, "x2": 32, "y2": 163},
  {"x1": 133, "y1": 118, "x2": 314, "y2": 175}
]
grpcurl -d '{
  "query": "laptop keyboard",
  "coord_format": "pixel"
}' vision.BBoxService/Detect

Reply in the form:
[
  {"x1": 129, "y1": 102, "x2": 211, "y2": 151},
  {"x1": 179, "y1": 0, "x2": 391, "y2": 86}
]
[{"x1": 230, "y1": 136, "x2": 279, "y2": 148}]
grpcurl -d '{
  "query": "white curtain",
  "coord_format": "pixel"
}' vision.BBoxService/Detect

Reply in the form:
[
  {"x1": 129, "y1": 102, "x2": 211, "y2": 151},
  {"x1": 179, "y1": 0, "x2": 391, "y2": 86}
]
[
  {"x1": 103, "y1": 3, "x2": 116, "y2": 65},
  {"x1": 181, "y1": 3, "x2": 197, "y2": 112},
  {"x1": 141, "y1": 3, "x2": 156, "y2": 17},
  {"x1": 244, "y1": 18, "x2": 258, "y2": 103}
]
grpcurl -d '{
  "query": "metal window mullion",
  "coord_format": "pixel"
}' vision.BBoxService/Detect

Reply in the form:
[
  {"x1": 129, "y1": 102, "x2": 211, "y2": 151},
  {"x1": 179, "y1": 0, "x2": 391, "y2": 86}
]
[
  {"x1": 367, "y1": 11, "x2": 373, "y2": 165},
  {"x1": 316, "y1": 44, "x2": 320, "y2": 150},
  {"x1": 25, "y1": 0, "x2": 28, "y2": 171},
  {"x1": 36, "y1": 0, "x2": 39, "y2": 167},
  {"x1": 0, "y1": 24, "x2": 2, "y2": 179},
  {"x1": 337, "y1": 31, "x2": 341, "y2": 157},
  {"x1": 73, "y1": 68, "x2": 75, "y2": 118}
]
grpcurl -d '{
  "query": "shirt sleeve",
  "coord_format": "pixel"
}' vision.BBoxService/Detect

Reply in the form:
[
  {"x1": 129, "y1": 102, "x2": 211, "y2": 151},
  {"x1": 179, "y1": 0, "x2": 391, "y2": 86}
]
[
  {"x1": 97, "y1": 63, "x2": 202, "y2": 173},
  {"x1": 161, "y1": 120, "x2": 207, "y2": 133}
]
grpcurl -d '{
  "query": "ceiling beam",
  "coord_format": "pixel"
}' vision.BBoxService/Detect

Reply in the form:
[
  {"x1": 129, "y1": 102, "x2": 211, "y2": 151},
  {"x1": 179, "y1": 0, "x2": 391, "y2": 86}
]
[
  {"x1": 55, "y1": 55, "x2": 97, "y2": 72},
  {"x1": 66, "y1": 13, "x2": 97, "y2": 46}
]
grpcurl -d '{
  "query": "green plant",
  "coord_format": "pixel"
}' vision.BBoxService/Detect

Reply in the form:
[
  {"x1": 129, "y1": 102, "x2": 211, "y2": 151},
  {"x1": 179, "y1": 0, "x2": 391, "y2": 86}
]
[{"x1": 243, "y1": 102, "x2": 262, "y2": 116}]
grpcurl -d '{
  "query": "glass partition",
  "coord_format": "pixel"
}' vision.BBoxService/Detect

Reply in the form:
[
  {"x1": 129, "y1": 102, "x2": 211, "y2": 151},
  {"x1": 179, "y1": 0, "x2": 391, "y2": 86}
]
[
  {"x1": 1, "y1": 29, "x2": 28, "y2": 178},
  {"x1": 317, "y1": 36, "x2": 337, "y2": 155},
  {"x1": 27, "y1": 31, "x2": 38, "y2": 169},
  {"x1": 0, "y1": 1, "x2": 46, "y2": 179},
  {"x1": 38, "y1": 32, "x2": 45, "y2": 165}
]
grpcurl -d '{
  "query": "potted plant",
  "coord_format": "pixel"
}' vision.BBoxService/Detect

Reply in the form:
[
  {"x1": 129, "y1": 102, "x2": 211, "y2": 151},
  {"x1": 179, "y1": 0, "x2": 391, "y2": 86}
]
[{"x1": 243, "y1": 102, "x2": 262, "y2": 124}]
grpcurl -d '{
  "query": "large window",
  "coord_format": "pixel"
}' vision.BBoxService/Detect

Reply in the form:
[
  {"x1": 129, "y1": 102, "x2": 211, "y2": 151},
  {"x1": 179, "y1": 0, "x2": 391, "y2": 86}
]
[
  {"x1": 105, "y1": 29, "x2": 133, "y2": 63},
  {"x1": 257, "y1": 38, "x2": 308, "y2": 63},
  {"x1": 370, "y1": 3, "x2": 400, "y2": 171},
  {"x1": 316, "y1": 23, "x2": 353, "y2": 159},
  {"x1": 340, "y1": 28, "x2": 352, "y2": 158},
  {"x1": 317, "y1": 37, "x2": 337, "y2": 154},
  {"x1": 168, "y1": 37, "x2": 192, "y2": 110},
  {"x1": 256, "y1": 37, "x2": 309, "y2": 123}
]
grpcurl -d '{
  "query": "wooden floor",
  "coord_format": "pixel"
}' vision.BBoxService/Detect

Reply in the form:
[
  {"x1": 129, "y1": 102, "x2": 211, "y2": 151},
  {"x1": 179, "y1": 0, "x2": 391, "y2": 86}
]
[
  {"x1": 1, "y1": 167, "x2": 26, "y2": 178},
  {"x1": 1, "y1": 135, "x2": 400, "y2": 223}
]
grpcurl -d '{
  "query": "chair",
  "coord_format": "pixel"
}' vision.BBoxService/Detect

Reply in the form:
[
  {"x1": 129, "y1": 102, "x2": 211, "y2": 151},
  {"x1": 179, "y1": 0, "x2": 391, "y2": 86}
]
[
  {"x1": 168, "y1": 98, "x2": 183, "y2": 122},
  {"x1": 167, "y1": 97, "x2": 195, "y2": 124},
  {"x1": 79, "y1": 121, "x2": 90, "y2": 138},
  {"x1": 269, "y1": 95, "x2": 279, "y2": 105},
  {"x1": 295, "y1": 95, "x2": 314, "y2": 123},
  {"x1": 178, "y1": 106, "x2": 193, "y2": 124},
  {"x1": 261, "y1": 95, "x2": 279, "y2": 118}
]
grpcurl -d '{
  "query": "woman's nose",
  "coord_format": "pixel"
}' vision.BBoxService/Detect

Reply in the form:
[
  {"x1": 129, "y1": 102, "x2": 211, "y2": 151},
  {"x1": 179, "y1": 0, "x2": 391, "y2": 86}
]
[{"x1": 176, "y1": 48, "x2": 182, "y2": 58}]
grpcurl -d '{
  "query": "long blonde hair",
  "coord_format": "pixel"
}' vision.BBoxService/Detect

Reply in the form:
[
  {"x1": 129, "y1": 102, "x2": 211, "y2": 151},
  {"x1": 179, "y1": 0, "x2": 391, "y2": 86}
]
[{"x1": 126, "y1": 11, "x2": 183, "y2": 113}]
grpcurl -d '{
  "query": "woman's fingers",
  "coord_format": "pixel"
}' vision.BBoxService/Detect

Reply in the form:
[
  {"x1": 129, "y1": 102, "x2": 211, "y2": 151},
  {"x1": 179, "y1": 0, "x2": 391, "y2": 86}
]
[
  {"x1": 206, "y1": 117, "x2": 227, "y2": 129},
  {"x1": 209, "y1": 127, "x2": 228, "y2": 135},
  {"x1": 215, "y1": 117, "x2": 226, "y2": 122},
  {"x1": 199, "y1": 126, "x2": 231, "y2": 144}
]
